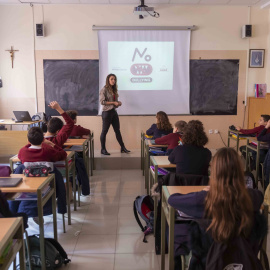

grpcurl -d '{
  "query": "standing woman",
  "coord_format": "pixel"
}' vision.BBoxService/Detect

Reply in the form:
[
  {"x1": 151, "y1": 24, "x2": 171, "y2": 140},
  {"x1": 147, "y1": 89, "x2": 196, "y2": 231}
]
[{"x1": 99, "y1": 74, "x2": 130, "y2": 155}]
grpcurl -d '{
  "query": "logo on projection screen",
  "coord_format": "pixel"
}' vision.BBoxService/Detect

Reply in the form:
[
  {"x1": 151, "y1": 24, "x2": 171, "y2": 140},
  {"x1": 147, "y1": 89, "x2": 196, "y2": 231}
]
[{"x1": 130, "y1": 48, "x2": 153, "y2": 83}]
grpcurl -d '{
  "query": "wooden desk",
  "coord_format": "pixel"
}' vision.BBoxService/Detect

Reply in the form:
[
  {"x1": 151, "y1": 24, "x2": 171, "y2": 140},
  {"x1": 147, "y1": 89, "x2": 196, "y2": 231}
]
[
  {"x1": 0, "y1": 174, "x2": 57, "y2": 270},
  {"x1": 227, "y1": 129, "x2": 249, "y2": 153},
  {"x1": 141, "y1": 131, "x2": 145, "y2": 175},
  {"x1": 9, "y1": 151, "x2": 76, "y2": 227},
  {"x1": 89, "y1": 131, "x2": 95, "y2": 176},
  {"x1": 64, "y1": 138, "x2": 90, "y2": 177},
  {"x1": 0, "y1": 218, "x2": 25, "y2": 270},
  {"x1": 144, "y1": 139, "x2": 168, "y2": 195},
  {"x1": 0, "y1": 119, "x2": 42, "y2": 130},
  {"x1": 161, "y1": 186, "x2": 206, "y2": 270},
  {"x1": 149, "y1": 156, "x2": 176, "y2": 232}
]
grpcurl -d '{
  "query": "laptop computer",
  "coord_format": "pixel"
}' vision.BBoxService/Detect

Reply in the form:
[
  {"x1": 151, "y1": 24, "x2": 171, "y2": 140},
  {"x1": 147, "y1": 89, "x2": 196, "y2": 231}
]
[
  {"x1": 0, "y1": 177, "x2": 22, "y2": 187},
  {"x1": 13, "y1": 111, "x2": 32, "y2": 122}
]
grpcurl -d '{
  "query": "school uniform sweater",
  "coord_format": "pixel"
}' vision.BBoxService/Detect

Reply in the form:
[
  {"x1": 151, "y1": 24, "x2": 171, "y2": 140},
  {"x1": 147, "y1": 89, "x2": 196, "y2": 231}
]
[
  {"x1": 18, "y1": 143, "x2": 67, "y2": 164},
  {"x1": 69, "y1": 125, "x2": 90, "y2": 137},
  {"x1": 168, "y1": 144, "x2": 212, "y2": 176},
  {"x1": 45, "y1": 112, "x2": 74, "y2": 147},
  {"x1": 239, "y1": 125, "x2": 270, "y2": 137},
  {"x1": 155, "y1": 132, "x2": 182, "y2": 150},
  {"x1": 146, "y1": 124, "x2": 173, "y2": 139}
]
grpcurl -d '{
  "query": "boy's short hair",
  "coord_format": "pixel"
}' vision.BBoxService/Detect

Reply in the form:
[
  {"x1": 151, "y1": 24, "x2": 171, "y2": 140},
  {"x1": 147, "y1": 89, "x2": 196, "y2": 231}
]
[
  {"x1": 261, "y1": 115, "x2": 270, "y2": 122},
  {"x1": 28, "y1": 127, "x2": 44, "y2": 145},
  {"x1": 66, "y1": 110, "x2": 78, "y2": 121},
  {"x1": 175, "y1": 121, "x2": 187, "y2": 133},
  {"x1": 47, "y1": 117, "x2": 64, "y2": 134}
]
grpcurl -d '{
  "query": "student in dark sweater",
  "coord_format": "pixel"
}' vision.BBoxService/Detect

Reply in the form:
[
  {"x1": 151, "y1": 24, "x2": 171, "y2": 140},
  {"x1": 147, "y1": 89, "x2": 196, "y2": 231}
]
[
  {"x1": 146, "y1": 111, "x2": 173, "y2": 139},
  {"x1": 155, "y1": 120, "x2": 187, "y2": 155},
  {"x1": 168, "y1": 120, "x2": 211, "y2": 175},
  {"x1": 168, "y1": 148, "x2": 264, "y2": 268},
  {"x1": 237, "y1": 114, "x2": 270, "y2": 170},
  {"x1": 66, "y1": 110, "x2": 90, "y2": 138}
]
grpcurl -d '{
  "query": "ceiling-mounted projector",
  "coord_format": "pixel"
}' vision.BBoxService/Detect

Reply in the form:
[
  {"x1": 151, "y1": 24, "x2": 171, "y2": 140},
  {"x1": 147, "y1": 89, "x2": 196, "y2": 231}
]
[{"x1": 133, "y1": 0, "x2": 160, "y2": 19}]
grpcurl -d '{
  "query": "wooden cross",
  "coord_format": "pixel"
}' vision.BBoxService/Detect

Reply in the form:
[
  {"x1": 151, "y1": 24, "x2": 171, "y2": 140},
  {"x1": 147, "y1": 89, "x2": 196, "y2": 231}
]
[{"x1": 5, "y1": 46, "x2": 19, "y2": 69}]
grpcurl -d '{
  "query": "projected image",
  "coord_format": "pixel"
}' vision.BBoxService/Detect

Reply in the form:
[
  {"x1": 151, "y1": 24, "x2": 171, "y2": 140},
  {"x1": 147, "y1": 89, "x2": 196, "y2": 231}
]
[{"x1": 108, "y1": 41, "x2": 174, "y2": 91}]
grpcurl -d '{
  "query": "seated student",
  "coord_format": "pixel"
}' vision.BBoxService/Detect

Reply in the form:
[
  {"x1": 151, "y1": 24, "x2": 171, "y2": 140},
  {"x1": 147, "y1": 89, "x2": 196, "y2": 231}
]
[
  {"x1": 44, "y1": 101, "x2": 74, "y2": 145},
  {"x1": 257, "y1": 119, "x2": 270, "y2": 188},
  {"x1": 44, "y1": 102, "x2": 90, "y2": 196},
  {"x1": 168, "y1": 120, "x2": 211, "y2": 176},
  {"x1": 0, "y1": 190, "x2": 28, "y2": 230},
  {"x1": 155, "y1": 120, "x2": 187, "y2": 155},
  {"x1": 146, "y1": 111, "x2": 173, "y2": 139},
  {"x1": 66, "y1": 110, "x2": 90, "y2": 139},
  {"x1": 237, "y1": 114, "x2": 270, "y2": 169},
  {"x1": 9, "y1": 127, "x2": 67, "y2": 218},
  {"x1": 168, "y1": 148, "x2": 265, "y2": 269}
]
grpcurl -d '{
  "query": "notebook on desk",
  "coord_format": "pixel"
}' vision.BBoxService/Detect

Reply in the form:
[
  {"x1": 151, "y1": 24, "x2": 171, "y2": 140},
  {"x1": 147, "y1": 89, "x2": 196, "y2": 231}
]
[
  {"x1": 0, "y1": 178, "x2": 22, "y2": 187},
  {"x1": 13, "y1": 111, "x2": 33, "y2": 122}
]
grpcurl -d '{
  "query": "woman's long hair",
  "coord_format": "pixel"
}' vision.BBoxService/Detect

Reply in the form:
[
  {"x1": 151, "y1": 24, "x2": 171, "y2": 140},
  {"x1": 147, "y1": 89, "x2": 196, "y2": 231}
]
[
  {"x1": 182, "y1": 120, "x2": 208, "y2": 147},
  {"x1": 156, "y1": 111, "x2": 172, "y2": 131},
  {"x1": 205, "y1": 147, "x2": 253, "y2": 243},
  {"x1": 105, "y1": 74, "x2": 118, "y2": 97}
]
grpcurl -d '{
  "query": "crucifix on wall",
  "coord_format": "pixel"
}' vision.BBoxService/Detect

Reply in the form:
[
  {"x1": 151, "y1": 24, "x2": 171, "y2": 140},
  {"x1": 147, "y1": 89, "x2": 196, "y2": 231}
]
[{"x1": 5, "y1": 46, "x2": 19, "y2": 68}]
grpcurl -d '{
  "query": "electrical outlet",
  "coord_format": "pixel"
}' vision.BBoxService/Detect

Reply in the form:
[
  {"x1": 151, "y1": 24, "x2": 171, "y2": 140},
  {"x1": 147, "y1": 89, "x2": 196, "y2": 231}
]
[
  {"x1": 214, "y1": 129, "x2": 219, "y2": 134},
  {"x1": 209, "y1": 129, "x2": 213, "y2": 134}
]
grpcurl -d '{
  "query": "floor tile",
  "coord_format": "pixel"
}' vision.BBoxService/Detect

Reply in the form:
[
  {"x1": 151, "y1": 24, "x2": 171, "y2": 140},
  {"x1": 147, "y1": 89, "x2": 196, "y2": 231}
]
[
  {"x1": 68, "y1": 254, "x2": 115, "y2": 270},
  {"x1": 118, "y1": 206, "x2": 135, "y2": 219},
  {"x1": 119, "y1": 196, "x2": 135, "y2": 206},
  {"x1": 85, "y1": 205, "x2": 119, "y2": 220},
  {"x1": 81, "y1": 219, "x2": 118, "y2": 235},
  {"x1": 117, "y1": 218, "x2": 141, "y2": 235},
  {"x1": 115, "y1": 234, "x2": 155, "y2": 254},
  {"x1": 74, "y1": 234, "x2": 116, "y2": 254},
  {"x1": 114, "y1": 253, "x2": 159, "y2": 270}
]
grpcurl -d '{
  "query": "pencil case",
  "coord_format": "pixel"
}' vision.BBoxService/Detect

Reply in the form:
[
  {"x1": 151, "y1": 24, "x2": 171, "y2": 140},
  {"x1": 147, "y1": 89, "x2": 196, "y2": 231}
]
[{"x1": 24, "y1": 166, "x2": 49, "y2": 177}]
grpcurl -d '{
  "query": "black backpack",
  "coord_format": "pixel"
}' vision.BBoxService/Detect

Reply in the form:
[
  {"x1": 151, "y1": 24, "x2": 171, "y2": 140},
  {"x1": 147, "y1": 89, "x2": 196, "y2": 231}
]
[
  {"x1": 133, "y1": 195, "x2": 154, "y2": 243},
  {"x1": 206, "y1": 236, "x2": 269, "y2": 270},
  {"x1": 25, "y1": 235, "x2": 71, "y2": 269}
]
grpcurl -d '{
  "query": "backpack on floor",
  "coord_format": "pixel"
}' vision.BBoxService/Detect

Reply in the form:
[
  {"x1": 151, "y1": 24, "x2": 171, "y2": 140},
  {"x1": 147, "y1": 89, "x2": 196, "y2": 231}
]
[
  {"x1": 133, "y1": 195, "x2": 154, "y2": 243},
  {"x1": 25, "y1": 235, "x2": 71, "y2": 269}
]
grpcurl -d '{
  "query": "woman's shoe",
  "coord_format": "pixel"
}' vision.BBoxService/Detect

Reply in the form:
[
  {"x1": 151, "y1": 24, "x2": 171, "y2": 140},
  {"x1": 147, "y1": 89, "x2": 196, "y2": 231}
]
[
  {"x1": 101, "y1": 149, "x2": 110, "y2": 155},
  {"x1": 121, "y1": 147, "x2": 130, "y2": 153}
]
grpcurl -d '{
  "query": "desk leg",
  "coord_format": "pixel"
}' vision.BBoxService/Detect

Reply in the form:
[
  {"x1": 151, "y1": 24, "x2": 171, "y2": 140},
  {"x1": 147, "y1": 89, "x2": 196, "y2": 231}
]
[
  {"x1": 161, "y1": 194, "x2": 166, "y2": 270},
  {"x1": 73, "y1": 163, "x2": 77, "y2": 211},
  {"x1": 168, "y1": 207, "x2": 175, "y2": 270},
  {"x1": 145, "y1": 145, "x2": 149, "y2": 194},
  {"x1": 154, "y1": 164, "x2": 158, "y2": 234},
  {"x1": 51, "y1": 181, "x2": 58, "y2": 240},
  {"x1": 18, "y1": 223, "x2": 26, "y2": 270},
  {"x1": 245, "y1": 140, "x2": 249, "y2": 171},
  {"x1": 65, "y1": 161, "x2": 71, "y2": 225},
  {"x1": 255, "y1": 143, "x2": 260, "y2": 186},
  {"x1": 89, "y1": 139, "x2": 93, "y2": 176},
  {"x1": 37, "y1": 191, "x2": 46, "y2": 270}
]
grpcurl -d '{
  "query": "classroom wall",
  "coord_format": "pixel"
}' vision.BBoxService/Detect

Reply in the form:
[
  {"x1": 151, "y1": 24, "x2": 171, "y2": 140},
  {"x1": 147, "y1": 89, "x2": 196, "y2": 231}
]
[{"x1": 0, "y1": 4, "x2": 269, "y2": 151}]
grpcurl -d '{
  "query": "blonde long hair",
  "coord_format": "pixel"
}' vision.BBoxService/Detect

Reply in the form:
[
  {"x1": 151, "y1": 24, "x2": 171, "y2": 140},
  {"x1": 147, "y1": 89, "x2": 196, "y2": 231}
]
[{"x1": 205, "y1": 147, "x2": 253, "y2": 243}]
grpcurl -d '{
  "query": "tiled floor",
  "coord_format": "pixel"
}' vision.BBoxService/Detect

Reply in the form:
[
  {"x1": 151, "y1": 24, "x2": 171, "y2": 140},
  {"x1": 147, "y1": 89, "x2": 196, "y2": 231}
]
[
  {"x1": 23, "y1": 168, "x2": 270, "y2": 269},
  {"x1": 26, "y1": 169, "x2": 160, "y2": 270}
]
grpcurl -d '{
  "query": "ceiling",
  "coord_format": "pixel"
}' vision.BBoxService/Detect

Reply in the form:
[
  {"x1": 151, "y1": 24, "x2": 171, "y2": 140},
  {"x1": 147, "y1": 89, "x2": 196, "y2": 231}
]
[{"x1": 0, "y1": 0, "x2": 269, "y2": 8}]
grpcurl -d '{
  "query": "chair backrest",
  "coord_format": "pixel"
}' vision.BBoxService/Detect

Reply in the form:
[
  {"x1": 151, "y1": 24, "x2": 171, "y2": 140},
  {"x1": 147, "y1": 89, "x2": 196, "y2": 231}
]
[{"x1": 160, "y1": 172, "x2": 209, "y2": 189}]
